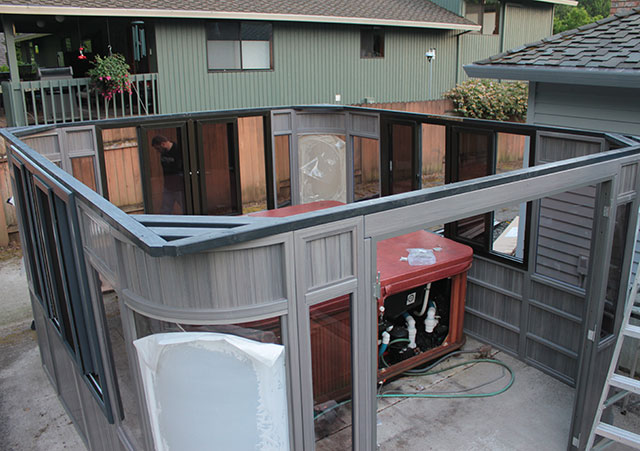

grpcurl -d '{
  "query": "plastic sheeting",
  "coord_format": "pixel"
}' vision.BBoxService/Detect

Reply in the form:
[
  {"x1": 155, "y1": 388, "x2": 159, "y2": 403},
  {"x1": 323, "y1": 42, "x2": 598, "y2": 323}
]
[
  {"x1": 298, "y1": 134, "x2": 347, "y2": 204},
  {"x1": 134, "y1": 332, "x2": 289, "y2": 451}
]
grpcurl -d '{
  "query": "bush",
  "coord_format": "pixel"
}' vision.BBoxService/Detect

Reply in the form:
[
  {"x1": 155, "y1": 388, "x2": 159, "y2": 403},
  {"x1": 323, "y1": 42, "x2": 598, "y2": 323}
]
[
  {"x1": 444, "y1": 79, "x2": 528, "y2": 122},
  {"x1": 87, "y1": 53, "x2": 132, "y2": 101}
]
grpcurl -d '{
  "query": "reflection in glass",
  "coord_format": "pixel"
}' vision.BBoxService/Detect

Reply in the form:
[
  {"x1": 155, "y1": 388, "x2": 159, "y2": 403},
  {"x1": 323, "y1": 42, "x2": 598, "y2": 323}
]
[
  {"x1": 102, "y1": 127, "x2": 144, "y2": 213},
  {"x1": 353, "y1": 136, "x2": 380, "y2": 201},
  {"x1": 310, "y1": 295, "x2": 352, "y2": 448},
  {"x1": 391, "y1": 124, "x2": 414, "y2": 194},
  {"x1": 71, "y1": 156, "x2": 97, "y2": 191},
  {"x1": 238, "y1": 116, "x2": 267, "y2": 213},
  {"x1": 148, "y1": 128, "x2": 185, "y2": 214},
  {"x1": 275, "y1": 135, "x2": 291, "y2": 207},
  {"x1": 496, "y1": 132, "x2": 526, "y2": 174},
  {"x1": 601, "y1": 203, "x2": 631, "y2": 339},
  {"x1": 201, "y1": 122, "x2": 239, "y2": 215},
  {"x1": 421, "y1": 123, "x2": 446, "y2": 188}
]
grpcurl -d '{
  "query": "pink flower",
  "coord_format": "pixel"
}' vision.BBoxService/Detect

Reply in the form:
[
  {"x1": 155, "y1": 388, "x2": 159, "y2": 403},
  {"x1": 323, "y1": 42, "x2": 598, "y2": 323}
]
[{"x1": 106, "y1": 76, "x2": 111, "y2": 80}]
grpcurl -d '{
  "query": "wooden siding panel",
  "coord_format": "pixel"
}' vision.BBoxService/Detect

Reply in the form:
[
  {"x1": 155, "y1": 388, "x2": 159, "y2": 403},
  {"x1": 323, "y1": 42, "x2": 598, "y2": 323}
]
[
  {"x1": 503, "y1": 3, "x2": 553, "y2": 51},
  {"x1": 526, "y1": 338, "x2": 578, "y2": 383},
  {"x1": 131, "y1": 244, "x2": 286, "y2": 311},
  {"x1": 536, "y1": 184, "x2": 596, "y2": 288},
  {"x1": 305, "y1": 231, "x2": 354, "y2": 289},
  {"x1": 78, "y1": 203, "x2": 119, "y2": 278},
  {"x1": 458, "y1": 34, "x2": 500, "y2": 83},
  {"x1": 530, "y1": 281, "x2": 584, "y2": 320},
  {"x1": 467, "y1": 256, "x2": 524, "y2": 293},
  {"x1": 155, "y1": 21, "x2": 460, "y2": 112},
  {"x1": 466, "y1": 283, "x2": 521, "y2": 326},
  {"x1": 464, "y1": 314, "x2": 519, "y2": 352},
  {"x1": 528, "y1": 306, "x2": 582, "y2": 354}
]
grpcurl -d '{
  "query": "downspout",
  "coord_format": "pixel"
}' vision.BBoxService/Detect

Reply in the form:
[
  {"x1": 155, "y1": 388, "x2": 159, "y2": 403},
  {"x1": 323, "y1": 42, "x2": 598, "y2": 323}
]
[{"x1": 499, "y1": 2, "x2": 508, "y2": 53}]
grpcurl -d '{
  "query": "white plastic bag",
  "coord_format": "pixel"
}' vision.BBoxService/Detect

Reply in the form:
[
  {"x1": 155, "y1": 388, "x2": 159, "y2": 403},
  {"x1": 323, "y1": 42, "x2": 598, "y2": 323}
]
[{"x1": 406, "y1": 248, "x2": 436, "y2": 266}]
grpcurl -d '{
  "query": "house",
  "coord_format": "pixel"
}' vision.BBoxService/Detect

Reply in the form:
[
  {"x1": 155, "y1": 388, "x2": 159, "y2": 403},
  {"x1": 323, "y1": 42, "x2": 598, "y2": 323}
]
[
  {"x1": 464, "y1": 6, "x2": 640, "y2": 449},
  {"x1": 0, "y1": 0, "x2": 572, "y2": 126},
  {"x1": 3, "y1": 104, "x2": 640, "y2": 450},
  {"x1": 464, "y1": 5, "x2": 640, "y2": 135}
]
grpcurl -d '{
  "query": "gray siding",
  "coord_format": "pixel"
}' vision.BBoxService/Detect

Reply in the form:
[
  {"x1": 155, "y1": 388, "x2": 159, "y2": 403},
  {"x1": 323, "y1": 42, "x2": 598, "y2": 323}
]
[{"x1": 530, "y1": 82, "x2": 640, "y2": 135}]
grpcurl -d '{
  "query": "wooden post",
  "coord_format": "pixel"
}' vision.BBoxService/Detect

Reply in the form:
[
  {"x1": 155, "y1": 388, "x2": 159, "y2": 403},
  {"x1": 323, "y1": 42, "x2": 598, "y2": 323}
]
[{"x1": 2, "y1": 16, "x2": 19, "y2": 83}]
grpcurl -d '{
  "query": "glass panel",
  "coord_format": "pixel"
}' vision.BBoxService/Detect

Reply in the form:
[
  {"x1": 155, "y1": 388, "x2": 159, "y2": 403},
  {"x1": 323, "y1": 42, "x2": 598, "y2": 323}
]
[
  {"x1": 601, "y1": 203, "x2": 631, "y2": 339},
  {"x1": 201, "y1": 122, "x2": 239, "y2": 215},
  {"x1": 206, "y1": 22, "x2": 240, "y2": 40},
  {"x1": 13, "y1": 167, "x2": 44, "y2": 300},
  {"x1": 241, "y1": 22, "x2": 272, "y2": 41},
  {"x1": 275, "y1": 135, "x2": 291, "y2": 208},
  {"x1": 97, "y1": 275, "x2": 144, "y2": 448},
  {"x1": 391, "y1": 124, "x2": 414, "y2": 194},
  {"x1": 147, "y1": 128, "x2": 186, "y2": 214},
  {"x1": 71, "y1": 156, "x2": 97, "y2": 191},
  {"x1": 207, "y1": 41, "x2": 241, "y2": 70},
  {"x1": 353, "y1": 136, "x2": 380, "y2": 201},
  {"x1": 421, "y1": 123, "x2": 446, "y2": 188},
  {"x1": 134, "y1": 312, "x2": 283, "y2": 344},
  {"x1": 298, "y1": 134, "x2": 347, "y2": 204},
  {"x1": 457, "y1": 131, "x2": 492, "y2": 181},
  {"x1": 451, "y1": 131, "x2": 493, "y2": 245},
  {"x1": 36, "y1": 187, "x2": 75, "y2": 350},
  {"x1": 311, "y1": 295, "x2": 352, "y2": 448},
  {"x1": 241, "y1": 41, "x2": 270, "y2": 69},
  {"x1": 360, "y1": 28, "x2": 384, "y2": 58},
  {"x1": 238, "y1": 116, "x2": 267, "y2": 213},
  {"x1": 496, "y1": 132, "x2": 526, "y2": 174},
  {"x1": 492, "y1": 202, "x2": 526, "y2": 260},
  {"x1": 102, "y1": 127, "x2": 144, "y2": 213}
]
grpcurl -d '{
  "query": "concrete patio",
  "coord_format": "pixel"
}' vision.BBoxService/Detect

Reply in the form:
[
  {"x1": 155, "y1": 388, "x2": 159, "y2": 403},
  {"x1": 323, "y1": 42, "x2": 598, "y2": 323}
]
[{"x1": 1, "y1": 252, "x2": 638, "y2": 450}]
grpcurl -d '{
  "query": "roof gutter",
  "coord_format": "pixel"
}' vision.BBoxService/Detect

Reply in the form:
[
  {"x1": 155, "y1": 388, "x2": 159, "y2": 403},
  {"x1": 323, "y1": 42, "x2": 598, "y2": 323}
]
[
  {"x1": 464, "y1": 63, "x2": 640, "y2": 89},
  {"x1": 0, "y1": 6, "x2": 481, "y2": 31}
]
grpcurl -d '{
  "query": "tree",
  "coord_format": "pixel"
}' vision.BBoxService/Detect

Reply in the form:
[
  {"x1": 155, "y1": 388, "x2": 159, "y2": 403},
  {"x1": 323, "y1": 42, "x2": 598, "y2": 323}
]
[{"x1": 553, "y1": 0, "x2": 609, "y2": 33}]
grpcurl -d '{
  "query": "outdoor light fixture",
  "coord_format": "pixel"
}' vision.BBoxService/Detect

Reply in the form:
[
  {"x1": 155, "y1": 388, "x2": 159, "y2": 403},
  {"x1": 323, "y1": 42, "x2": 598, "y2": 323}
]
[{"x1": 425, "y1": 48, "x2": 436, "y2": 99}]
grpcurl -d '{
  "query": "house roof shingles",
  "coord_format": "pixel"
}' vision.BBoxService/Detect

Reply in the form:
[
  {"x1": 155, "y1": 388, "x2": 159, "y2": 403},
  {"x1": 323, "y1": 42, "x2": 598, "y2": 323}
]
[
  {"x1": 0, "y1": 0, "x2": 478, "y2": 29},
  {"x1": 465, "y1": 8, "x2": 640, "y2": 82}
]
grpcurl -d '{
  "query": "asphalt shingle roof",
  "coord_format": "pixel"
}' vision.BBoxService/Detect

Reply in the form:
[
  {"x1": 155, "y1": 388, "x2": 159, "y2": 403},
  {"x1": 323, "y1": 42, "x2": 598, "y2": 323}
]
[
  {"x1": 474, "y1": 7, "x2": 640, "y2": 71},
  {"x1": 0, "y1": 0, "x2": 476, "y2": 28}
]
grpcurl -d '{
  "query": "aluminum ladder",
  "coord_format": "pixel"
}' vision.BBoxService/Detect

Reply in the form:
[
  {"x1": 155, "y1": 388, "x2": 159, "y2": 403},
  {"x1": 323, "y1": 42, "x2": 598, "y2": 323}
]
[{"x1": 586, "y1": 268, "x2": 640, "y2": 450}]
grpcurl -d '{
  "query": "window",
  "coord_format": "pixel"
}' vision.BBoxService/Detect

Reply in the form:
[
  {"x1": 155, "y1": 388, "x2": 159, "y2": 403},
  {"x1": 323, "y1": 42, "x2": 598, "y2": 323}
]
[
  {"x1": 206, "y1": 22, "x2": 272, "y2": 70},
  {"x1": 361, "y1": 27, "x2": 384, "y2": 58},
  {"x1": 445, "y1": 128, "x2": 530, "y2": 266},
  {"x1": 465, "y1": 0, "x2": 500, "y2": 35}
]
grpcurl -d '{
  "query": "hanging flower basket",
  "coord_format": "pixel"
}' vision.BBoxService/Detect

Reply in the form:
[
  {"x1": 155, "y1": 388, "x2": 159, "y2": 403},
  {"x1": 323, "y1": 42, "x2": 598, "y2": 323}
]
[{"x1": 87, "y1": 53, "x2": 132, "y2": 101}]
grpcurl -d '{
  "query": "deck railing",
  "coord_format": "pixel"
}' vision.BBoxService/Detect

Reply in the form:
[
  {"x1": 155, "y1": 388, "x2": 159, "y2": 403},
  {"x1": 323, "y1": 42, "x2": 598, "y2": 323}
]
[{"x1": 1, "y1": 73, "x2": 159, "y2": 126}]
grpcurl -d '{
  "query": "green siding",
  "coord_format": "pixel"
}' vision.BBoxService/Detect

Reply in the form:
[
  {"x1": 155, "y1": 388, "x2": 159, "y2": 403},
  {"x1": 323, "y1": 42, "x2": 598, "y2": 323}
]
[
  {"x1": 155, "y1": 21, "x2": 459, "y2": 113},
  {"x1": 154, "y1": 4, "x2": 554, "y2": 113},
  {"x1": 429, "y1": 0, "x2": 464, "y2": 16},
  {"x1": 458, "y1": 34, "x2": 501, "y2": 83},
  {"x1": 502, "y1": 2, "x2": 553, "y2": 51}
]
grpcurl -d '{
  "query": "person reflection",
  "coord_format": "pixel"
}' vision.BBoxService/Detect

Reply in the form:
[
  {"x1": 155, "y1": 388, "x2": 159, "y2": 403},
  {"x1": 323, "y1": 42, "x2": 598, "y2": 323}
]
[{"x1": 151, "y1": 135, "x2": 184, "y2": 214}]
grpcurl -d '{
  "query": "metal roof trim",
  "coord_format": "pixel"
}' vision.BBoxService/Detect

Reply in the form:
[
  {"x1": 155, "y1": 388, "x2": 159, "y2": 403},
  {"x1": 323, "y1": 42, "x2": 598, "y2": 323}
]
[
  {"x1": 464, "y1": 64, "x2": 640, "y2": 89},
  {"x1": 0, "y1": 5, "x2": 481, "y2": 30}
]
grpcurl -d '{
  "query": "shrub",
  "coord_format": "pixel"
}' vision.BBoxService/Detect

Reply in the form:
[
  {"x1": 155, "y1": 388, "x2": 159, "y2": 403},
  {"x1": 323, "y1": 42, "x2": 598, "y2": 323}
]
[
  {"x1": 444, "y1": 79, "x2": 528, "y2": 122},
  {"x1": 87, "y1": 53, "x2": 132, "y2": 101}
]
